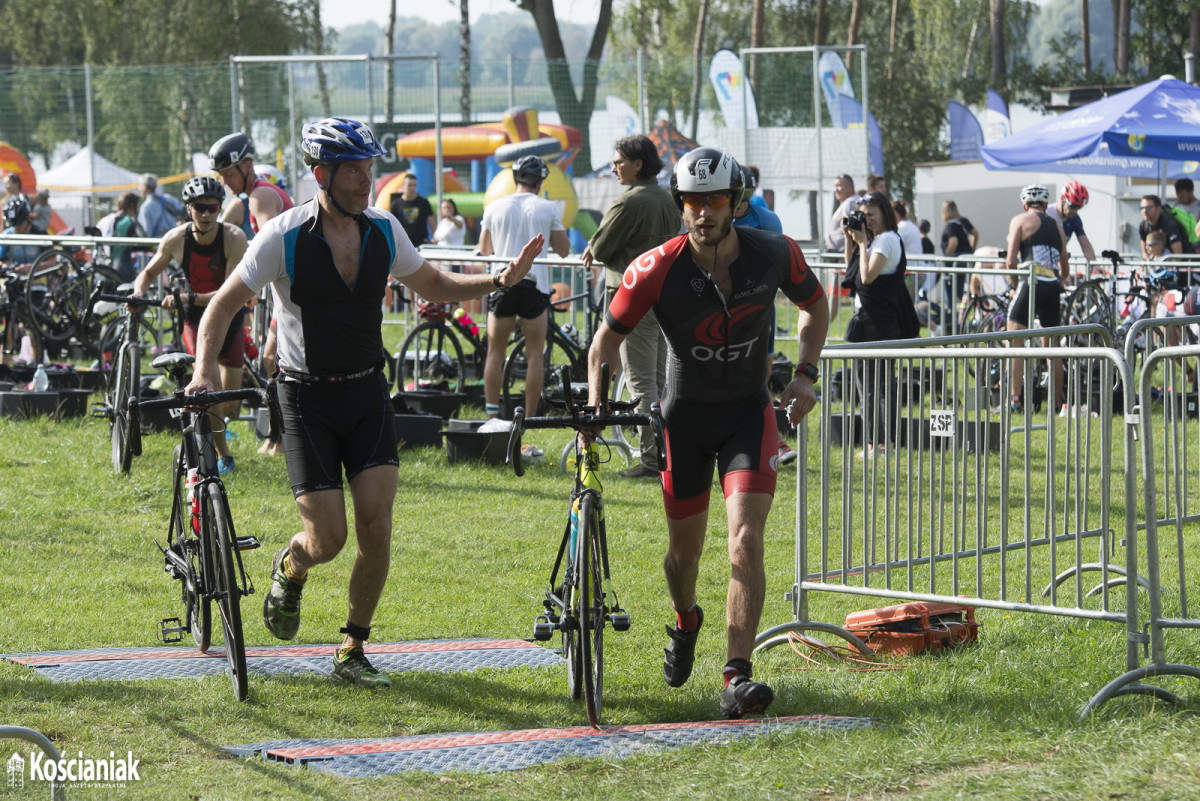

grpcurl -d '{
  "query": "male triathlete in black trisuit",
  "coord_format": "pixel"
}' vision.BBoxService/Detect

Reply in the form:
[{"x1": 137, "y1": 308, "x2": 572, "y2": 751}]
[
  {"x1": 187, "y1": 117, "x2": 544, "y2": 688},
  {"x1": 1004, "y1": 183, "x2": 1069, "y2": 413},
  {"x1": 586, "y1": 147, "x2": 829, "y2": 719}
]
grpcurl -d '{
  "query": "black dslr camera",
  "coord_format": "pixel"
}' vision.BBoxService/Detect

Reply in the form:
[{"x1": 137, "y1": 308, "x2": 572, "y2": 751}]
[{"x1": 841, "y1": 209, "x2": 868, "y2": 232}]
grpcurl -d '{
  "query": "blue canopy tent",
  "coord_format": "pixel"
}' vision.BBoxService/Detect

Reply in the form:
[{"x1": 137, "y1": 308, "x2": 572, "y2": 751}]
[{"x1": 981, "y1": 76, "x2": 1200, "y2": 180}]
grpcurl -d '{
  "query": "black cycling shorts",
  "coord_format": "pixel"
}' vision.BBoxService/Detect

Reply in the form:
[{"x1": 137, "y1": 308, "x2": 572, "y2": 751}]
[
  {"x1": 660, "y1": 388, "x2": 779, "y2": 520},
  {"x1": 487, "y1": 278, "x2": 550, "y2": 319},
  {"x1": 278, "y1": 371, "x2": 398, "y2": 497},
  {"x1": 1007, "y1": 279, "x2": 1063, "y2": 328}
]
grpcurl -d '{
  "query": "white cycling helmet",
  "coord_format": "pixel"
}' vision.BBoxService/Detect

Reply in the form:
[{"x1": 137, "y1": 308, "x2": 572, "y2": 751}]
[
  {"x1": 670, "y1": 147, "x2": 743, "y2": 210},
  {"x1": 1020, "y1": 184, "x2": 1051, "y2": 206}
]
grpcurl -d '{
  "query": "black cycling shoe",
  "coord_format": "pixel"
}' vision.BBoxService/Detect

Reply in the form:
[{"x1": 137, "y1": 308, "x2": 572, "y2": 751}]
[
  {"x1": 719, "y1": 672, "x2": 775, "y2": 720},
  {"x1": 662, "y1": 605, "x2": 703, "y2": 688}
]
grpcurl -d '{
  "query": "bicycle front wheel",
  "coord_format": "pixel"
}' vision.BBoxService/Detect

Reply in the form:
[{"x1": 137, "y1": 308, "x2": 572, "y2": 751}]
[
  {"x1": 397, "y1": 321, "x2": 466, "y2": 393},
  {"x1": 109, "y1": 340, "x2": 140, "y2": 473},
  {"x1": 204, "y1": 484, "x2": 248, "y2": 701},
  {"x1": 577, "y1": 493, "x2": 604, "y2": 726},
  {"x1": 169, "y1": 446, "x2": 210, "y2": 650}
]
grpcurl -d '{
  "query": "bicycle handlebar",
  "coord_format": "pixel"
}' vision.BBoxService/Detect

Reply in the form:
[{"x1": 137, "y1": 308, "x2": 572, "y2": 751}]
[
  {"x1": 506, "y1": 363, "x2": 665, "y2": 478},
  {"x1": 91, "y1": 293, "x2": 165, "y2": 309},
  {"x1": 128, "y1": 383, "x2": 283, "y2": 457}
]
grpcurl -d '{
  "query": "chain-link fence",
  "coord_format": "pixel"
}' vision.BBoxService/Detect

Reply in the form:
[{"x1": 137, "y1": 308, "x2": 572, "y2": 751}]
[{"x1": 0, "y1": 49, "x2": 871, "y2": 237}]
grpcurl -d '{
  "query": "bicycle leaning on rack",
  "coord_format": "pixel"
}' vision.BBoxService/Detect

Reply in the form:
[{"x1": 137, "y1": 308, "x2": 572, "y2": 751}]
[
  {"x1": 130, "y1": 352, "x2": 282, "y2": 702},
  {"x1": 505, "y1": 363, "x2": 664, "y2": 727}
]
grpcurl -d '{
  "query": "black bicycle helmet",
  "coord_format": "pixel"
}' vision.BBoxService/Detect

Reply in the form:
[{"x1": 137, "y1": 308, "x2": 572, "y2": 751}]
[
  {"x1": 208, "y1": 132, "x2": 255, "y2": 172},
  {"x1": 512, "y1": 155, "x2": 550, "y2": 187},
  {"x1": 182, "y1": 176, "x2": 225, "y2": 203},
  {"x1": 3, "y1": 195, "x2": 30, "y2": 226},
  {"x1": 670, "y1": 147, "x2": 743, "y2": 211}
]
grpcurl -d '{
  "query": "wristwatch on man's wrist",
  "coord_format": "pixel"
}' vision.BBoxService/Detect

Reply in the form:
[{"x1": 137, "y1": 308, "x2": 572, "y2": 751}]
[
  {"x1": 493, "y1": 271, "x2": 504, "y2": 289},
  {"x1": 795, "y1": 361, "x2": 819, "y2": 382}
]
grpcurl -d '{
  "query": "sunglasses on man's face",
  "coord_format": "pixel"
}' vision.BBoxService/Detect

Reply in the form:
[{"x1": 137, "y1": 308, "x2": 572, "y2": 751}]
[
  {"x1": 190, "y1": 202, "x2": 220, "y2": 215},
  {"x1": 681, "y1": 192, "x2": 733, "y2": 211}
]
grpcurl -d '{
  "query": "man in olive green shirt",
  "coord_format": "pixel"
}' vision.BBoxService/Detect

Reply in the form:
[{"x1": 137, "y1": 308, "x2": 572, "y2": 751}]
[{"x1": 582, "y1": 134, "x2": 682, "y2": 478}]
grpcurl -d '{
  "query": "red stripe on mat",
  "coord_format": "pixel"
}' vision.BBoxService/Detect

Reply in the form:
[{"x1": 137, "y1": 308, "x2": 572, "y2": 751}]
[
  {"x1": 8, "y1": 640, "x2": 538, "y2": 666},
  {"x1": 266, "y1": 716, "x2": 844, "y2": 760}
]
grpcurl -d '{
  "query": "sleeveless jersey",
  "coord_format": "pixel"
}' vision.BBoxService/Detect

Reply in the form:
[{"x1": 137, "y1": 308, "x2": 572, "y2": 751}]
[
  {"x1": 237, "y1": 177, "x2": 295, "y2": 241},
  {"x1": 181, "y1": 222, "x2": 232, "y2": 326},
  {"x1": 1019, "y1": 212, "x2": 1063, "y2": 281}
]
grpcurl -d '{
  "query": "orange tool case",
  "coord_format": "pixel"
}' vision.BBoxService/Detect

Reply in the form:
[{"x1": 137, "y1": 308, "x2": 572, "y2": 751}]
[{"x1": 843, "y1": 601, "x2": 980, "y2": 657}]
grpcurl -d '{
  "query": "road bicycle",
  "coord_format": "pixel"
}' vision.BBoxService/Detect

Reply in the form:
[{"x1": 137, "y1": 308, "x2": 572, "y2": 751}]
[
  {"x1": 130, "y1": 351, "x2": 281, "y2": 702},
  {"x1": 22, "y1": 244, "x2": 124, "y2": 349},
  {"x1": 87, "y1": 286, "x2": 177, "y2": 473},
  {"x1": 506, "y1": 363, "x2": 664, "y2": 726},
  {"x1": 395, "y1": 297, "x2": 487, "y2": 394}
]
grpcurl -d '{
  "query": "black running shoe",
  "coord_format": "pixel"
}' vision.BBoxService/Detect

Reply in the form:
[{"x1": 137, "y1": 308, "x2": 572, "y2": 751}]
[
  {"x1": 662, "y1": 605, "x2": 703, "y2": 688},
  {"x1": 719, "y1": 672, "x2": 775, "y2": 720}
]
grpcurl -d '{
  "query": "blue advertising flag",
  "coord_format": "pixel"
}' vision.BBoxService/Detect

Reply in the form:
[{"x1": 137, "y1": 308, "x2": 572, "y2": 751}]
[
  {"x1": 948, "y1": 101, "x2": 985, "y2": 161},
  {"x1": 985, "y1": 89, "x2": 1011, "y2": 142},
  {"x1": 838, "y1": 96, "x2": 885, "y2": 176}
]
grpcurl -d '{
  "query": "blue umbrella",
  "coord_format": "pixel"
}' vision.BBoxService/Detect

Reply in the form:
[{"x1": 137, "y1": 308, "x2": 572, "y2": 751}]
[{"x1": 981, "y1": 76, "x2": 1200, "y2": 179}]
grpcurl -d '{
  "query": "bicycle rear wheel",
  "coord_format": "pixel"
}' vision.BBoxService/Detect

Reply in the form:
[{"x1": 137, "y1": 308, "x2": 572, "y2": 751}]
[
  {"x1": 1064, "y1": 279, "x2": 1113, "y2": 337},
  {"x1": 501, "y1": 330, "x2": 584, "y2": 417},
  {"x1": 397, "y1": 320, "x2": 466, "y2": 393},
  {"x1": 204, "y1": 484, "x2": 248, "y2": 701},
  {"x1": 109, "y1": 339, "x2": 140, "y2": 473},
  {"x1": 24, "y1": 250, "x2": 87, "y2": 344},
  {"x1": 170, "y1": 446, "x2": 210, "y2": 650},
  {"x1": 577, "y1": 493, "x2": 604, "y2": 726}
]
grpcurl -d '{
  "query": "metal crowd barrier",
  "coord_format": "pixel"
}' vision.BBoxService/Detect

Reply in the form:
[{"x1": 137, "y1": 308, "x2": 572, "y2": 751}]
[{"x1": 756, "y1": 334, "x2": 1146, "y2": 716}]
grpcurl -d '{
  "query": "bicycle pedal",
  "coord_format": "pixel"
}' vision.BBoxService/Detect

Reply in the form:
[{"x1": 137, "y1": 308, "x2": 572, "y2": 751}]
[
  {"x1": 158, "y1": 617, "x2": 185, "y2": 643},
  {"x1": 608, "y1": 611, "x2": 632, "y2": 631},
  {"x1": 90, "y1": 402, "x2": 111, "y2": 419},
  {"x1": 235, "y1": 535, "x2": 261, "y2": 552},
  {"x1": 532, "y1": 615, "x2": 555, "y2": 642}
]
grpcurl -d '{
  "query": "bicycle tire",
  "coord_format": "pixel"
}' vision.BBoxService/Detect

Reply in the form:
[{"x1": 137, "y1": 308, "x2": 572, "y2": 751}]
[
  {"x1": 204, "y1": 484, "x2": 248, "y2": 701},
  {"x1": 1064, "y1": 279, "x2": 1113, "y2": 337},
  {"x1": 170, "y1": 446, "x2": 210, "y2": 651},
  {"x1": 577, "y1": 492, "x2": 604, "y2": 726},
  {"x1": 609, "y1": 367, "x2": 641, "y2": 456},
  {"x1": 501, "y1": 330, "x2": 584, "y2": 418},
  {"x1": 25, "y1": 250, "x2": 87, "y2": 344},
  {"x1": 110, "y1": 339, "x2": 140, "y2": 473},
  {"x1": 397, "y1": 320, "x2": 466, "y2": 393}
]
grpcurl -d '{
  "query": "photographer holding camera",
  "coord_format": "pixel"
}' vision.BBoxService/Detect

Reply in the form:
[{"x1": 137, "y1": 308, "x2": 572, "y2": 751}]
[{"x1": 841, "y1": 192, "x2": 921, "y2": 457}]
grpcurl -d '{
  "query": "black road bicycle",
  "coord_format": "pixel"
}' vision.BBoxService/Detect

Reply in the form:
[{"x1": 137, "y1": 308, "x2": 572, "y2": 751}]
[
  {"x1": 131, "y1": 352, "x2": 281, "y2": 702},
  {"x1": 506, "y1": 364, "x2": 664, "y2": 726}
]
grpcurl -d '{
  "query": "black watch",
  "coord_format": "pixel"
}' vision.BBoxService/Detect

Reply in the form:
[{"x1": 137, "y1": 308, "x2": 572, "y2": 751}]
[
  {"x1": 795, "y1": 361, "x2": 819, "y2": 382},
  {"x1": 493, "y1": 271, "x2": 504, "y2": 289}
]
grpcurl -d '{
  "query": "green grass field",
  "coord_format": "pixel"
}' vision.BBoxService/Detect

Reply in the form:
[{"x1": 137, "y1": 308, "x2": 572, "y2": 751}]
[{"x1": 4, "y1": 387, "x2": 1200, "y2": 800}]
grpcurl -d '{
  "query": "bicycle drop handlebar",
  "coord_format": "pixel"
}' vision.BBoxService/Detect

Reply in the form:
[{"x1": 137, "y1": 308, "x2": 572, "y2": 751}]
[
  {"x1": 128, "y1": 383, "x2": 283, "y2": 459},
  {"x1": 506, "y1": 363, "x2": 665, "y2": 478}
]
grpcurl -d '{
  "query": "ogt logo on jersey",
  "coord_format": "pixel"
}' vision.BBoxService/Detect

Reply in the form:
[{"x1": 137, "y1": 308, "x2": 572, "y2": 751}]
[
  {"x1": 622, "y1": 245, "x2": 668, "y2": 290},
  {"x1": 691, "y1": 303, "x2": 763, "y2": 362}
]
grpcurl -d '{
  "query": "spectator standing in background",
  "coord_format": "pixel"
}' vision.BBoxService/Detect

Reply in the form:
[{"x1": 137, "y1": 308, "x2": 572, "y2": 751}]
[
  {"x1": 138, "y1": 174, "x2": 185, "y2": 239},
  {"x1": 431, "y1": 198, "x2": 466, "y2": 246},
  {"x1": 582, "y1": 134, "x2": 682, "y2": 479},
  {"x1": 29, "y1": 189, "x2": 52, "y2": 231},
  {"x1": 1139, "y1": 194, "x2": 1192, "y2": 259},
  {"x1": 1174, "y1": 178, "x2": 1200, "y2": 221},
  {"x1": 940, "y1": 200, "x2": 979, "y2": 308},
  {"x1": 110, "y1": 191, "x2": 146, "y2": 282},
  {"x1": 390, "y1": 173, "x2": 434, "y2": 248}
]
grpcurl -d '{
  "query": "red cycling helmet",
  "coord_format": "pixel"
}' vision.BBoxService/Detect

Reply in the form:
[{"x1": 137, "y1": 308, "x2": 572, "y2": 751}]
[
  {"x1": 417, "y1": 299, "x2": 453, "y2": 322},
  {"x1": 1061, "y1": 180, "x2": 1089, "y2": 207}
]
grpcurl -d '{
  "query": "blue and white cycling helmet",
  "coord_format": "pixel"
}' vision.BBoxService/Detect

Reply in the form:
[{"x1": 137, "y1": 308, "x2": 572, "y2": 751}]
[{"x1": 300, "y1": 117, "x2": 385, "y2": 166}]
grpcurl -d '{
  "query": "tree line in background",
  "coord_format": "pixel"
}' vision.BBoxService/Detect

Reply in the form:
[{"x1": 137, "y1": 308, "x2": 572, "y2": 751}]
[{"x1": 0, "y1": 0, "x2": 1195, "y2": 203}]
